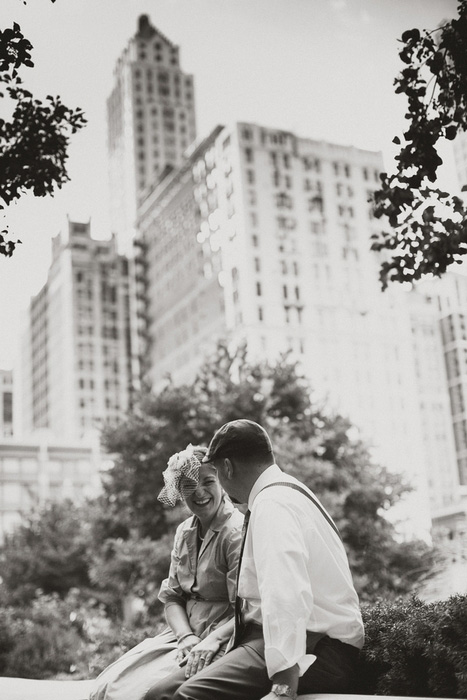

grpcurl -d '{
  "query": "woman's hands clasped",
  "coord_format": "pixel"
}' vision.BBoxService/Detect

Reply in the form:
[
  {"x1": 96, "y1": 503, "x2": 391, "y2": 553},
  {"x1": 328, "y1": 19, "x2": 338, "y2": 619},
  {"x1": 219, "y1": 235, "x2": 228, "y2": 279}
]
[
  {"x1": 183, "y1": 635, "x2": 222, "y2": 678},
  {"x1": 176, "y1": 633, "x2": 201, "y2": 666}
]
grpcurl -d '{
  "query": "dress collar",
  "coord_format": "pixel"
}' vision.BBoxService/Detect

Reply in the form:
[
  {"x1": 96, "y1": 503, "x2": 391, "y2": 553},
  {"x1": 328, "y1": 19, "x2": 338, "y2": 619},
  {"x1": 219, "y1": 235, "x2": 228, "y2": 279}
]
[{"x1": 247, "y1": 464, "x2": 283, "y2": 511}]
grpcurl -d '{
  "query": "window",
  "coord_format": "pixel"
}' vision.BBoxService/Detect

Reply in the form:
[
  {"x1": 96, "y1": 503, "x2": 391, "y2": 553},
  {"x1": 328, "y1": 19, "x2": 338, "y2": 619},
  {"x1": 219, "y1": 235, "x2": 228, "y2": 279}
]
[
  {"x1": 276, "y1": 192, "x2": 293, "y2": 209},
  {"x1": 254, "y1": 257, "x2": 261, "y2": 272},
  {"x1": 258, "y1": 306, "x2": 263, "y2": 321},
  {"x1": 310, "y1": 221, "x2": 322, "y2": 235},
  {"x1": 245, "y1": 148, "x2": 254, "y2": 163},
  {"x1": 256, "y1": 281, "x2": 262, "y2": 296},
  {"x1": 247, "y1": 170, "x2": 255, "y2": 185}
]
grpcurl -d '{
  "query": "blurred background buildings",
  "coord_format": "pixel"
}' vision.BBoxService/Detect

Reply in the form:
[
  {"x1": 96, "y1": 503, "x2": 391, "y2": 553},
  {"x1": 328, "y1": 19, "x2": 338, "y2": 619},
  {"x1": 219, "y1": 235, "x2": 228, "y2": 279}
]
[{"x1": 1, "y1": 16, "x2": 467, "y2": 553}]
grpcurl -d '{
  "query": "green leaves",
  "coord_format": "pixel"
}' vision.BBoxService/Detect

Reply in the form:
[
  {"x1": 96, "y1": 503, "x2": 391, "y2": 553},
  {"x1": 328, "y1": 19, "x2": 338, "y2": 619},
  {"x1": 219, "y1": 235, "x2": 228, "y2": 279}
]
[
  {"x1": 372, "y1": 1, "x2": 467, "y2": 289},
  {"x1": 0, "y1": 20, "x2": 86, "y2": 255}
]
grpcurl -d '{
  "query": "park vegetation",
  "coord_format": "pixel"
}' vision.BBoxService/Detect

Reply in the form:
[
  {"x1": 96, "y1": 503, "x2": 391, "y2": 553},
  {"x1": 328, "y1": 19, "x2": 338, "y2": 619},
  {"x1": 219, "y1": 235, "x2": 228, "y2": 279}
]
[{"x1": 2, "y1": 344, "x2": 466, "y2": 696}]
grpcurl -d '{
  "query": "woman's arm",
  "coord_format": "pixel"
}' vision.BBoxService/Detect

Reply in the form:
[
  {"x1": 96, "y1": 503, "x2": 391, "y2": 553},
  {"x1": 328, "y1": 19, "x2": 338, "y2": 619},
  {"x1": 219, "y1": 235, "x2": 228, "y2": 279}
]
[{"x1": 165, "y1": 601, "x2": 201, "y2": 664}]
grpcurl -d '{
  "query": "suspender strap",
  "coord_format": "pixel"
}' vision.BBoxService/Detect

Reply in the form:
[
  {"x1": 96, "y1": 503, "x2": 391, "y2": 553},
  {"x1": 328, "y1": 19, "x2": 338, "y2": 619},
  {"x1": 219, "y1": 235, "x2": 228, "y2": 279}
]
[{"x1": 260, "y1": 481, "x2": 343, "y2": 542}]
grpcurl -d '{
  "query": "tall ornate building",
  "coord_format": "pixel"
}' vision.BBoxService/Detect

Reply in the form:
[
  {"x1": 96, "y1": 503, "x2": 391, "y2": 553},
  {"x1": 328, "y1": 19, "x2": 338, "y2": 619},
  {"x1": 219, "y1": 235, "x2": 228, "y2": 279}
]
[
  {"x1": 135, "y1": 121, "x2": 462, "y2": 536},
  {"x1": 0, "y1": 370, "x2": 13, "y2": 437},
  {"x1": 19, "y1": 221, "x2": 132, "y2": 439},
  {"x1": 107, "y1": 15, "x2": 197, "y2": 253}
]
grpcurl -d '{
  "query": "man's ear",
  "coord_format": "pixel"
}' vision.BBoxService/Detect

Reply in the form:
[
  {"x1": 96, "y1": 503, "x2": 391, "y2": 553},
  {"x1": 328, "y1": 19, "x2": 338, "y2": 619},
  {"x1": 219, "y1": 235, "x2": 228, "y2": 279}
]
[{"x1": 224, "y1": 457, "x2": 234, "y2": 479}]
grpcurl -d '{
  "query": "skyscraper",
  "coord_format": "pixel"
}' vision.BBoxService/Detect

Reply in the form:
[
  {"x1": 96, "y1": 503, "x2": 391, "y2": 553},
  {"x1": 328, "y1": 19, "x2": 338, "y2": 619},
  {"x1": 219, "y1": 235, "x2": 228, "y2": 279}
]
[
  {"x1": 407, "y1": 280, "x2": 464, "y2": 532},
  {"x1": 453, "y1": 131, "x2": 467, "y2": 192},
  {"x1": 0, "y1": 370, "x2": 13, "y2": 437},
  {"x1": 136, "y1": 121, "x2": 452, "y2": 535},
  {"x1": 19, "y1": 221, "x2": 132, "y2": 439},
  {"x1": 107, "y1": 15, "x2": 197, "y2": 253}
]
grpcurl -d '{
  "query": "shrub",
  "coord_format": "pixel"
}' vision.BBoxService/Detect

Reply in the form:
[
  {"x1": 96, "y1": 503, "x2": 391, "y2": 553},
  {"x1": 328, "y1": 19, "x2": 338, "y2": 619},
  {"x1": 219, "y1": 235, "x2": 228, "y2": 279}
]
[
  {"x1": 358, "y1": 594, "x2": 467, "y2": 698},
  {"x1": 0, "y1": 593, "x2": 89, "y2": 679},
  {"x1": 0, "y1": 586, "x2": 167, "y2": 680}
]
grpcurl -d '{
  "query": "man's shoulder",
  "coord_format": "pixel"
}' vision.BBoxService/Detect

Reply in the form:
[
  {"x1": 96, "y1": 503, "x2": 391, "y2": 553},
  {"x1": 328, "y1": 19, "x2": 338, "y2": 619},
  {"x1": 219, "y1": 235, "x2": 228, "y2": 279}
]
[{"x1": 256, "y1": 475, "x2": 316, "y2": 502}]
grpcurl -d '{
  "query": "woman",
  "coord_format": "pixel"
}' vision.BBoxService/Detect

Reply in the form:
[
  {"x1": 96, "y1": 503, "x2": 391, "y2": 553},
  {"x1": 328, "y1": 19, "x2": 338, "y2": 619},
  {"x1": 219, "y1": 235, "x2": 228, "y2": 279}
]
[{"x1": 89, "y1": 444, "x2": 243, "y2": 700}]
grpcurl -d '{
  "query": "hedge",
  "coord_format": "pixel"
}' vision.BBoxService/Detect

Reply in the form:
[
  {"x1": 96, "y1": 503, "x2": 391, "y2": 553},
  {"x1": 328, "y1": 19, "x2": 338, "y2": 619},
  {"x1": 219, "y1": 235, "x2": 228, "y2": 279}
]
[{"x1": 358, "y1": 595, "x2": 467, "y2": 698}]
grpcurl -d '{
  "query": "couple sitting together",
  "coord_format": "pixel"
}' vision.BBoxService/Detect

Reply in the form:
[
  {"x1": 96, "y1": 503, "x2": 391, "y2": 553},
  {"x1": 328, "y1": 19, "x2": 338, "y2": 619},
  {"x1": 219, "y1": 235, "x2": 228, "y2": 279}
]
[{"x1": 90, "y1": 419, "x2": 364, "y2": 700}]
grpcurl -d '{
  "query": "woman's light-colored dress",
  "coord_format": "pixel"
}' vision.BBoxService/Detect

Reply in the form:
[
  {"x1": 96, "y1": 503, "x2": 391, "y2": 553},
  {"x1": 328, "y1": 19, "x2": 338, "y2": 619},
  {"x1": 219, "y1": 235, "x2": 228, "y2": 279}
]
[{"x1": 89, "y1": 498, "x2": 243, "y2": 700}]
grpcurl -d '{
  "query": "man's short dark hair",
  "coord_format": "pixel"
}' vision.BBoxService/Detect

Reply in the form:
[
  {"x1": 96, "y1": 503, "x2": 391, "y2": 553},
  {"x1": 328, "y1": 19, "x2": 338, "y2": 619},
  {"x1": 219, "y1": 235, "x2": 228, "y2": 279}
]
[{"x1": 202, "y1": 419, "x2": 273, "y2": 464}]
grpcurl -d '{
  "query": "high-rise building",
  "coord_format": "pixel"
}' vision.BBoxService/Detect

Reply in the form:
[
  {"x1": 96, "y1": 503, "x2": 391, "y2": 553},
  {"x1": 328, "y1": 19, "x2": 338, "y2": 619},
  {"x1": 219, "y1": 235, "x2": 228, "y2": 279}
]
[
  {"x1": 453, "y1": 131, "x2": 467, "y2": 192},
  {"x1": 0, "y1": 370, "x2": 13, "y2": 437},
  {"x1": 136, "y1": 121, "x2": 458, "y2": 536},
  {"x1": 407, "y1": 280, "x2": 465, "y2": 533},
  {"x1": 107, "y1": 14, "x2": 197, "y2": 253},
  {"x1": 416, "y1": 274, "x2": 467, "y2": 490},
  {"x1": 19, "y1": 221, "x2": 133, "y2": 439}
]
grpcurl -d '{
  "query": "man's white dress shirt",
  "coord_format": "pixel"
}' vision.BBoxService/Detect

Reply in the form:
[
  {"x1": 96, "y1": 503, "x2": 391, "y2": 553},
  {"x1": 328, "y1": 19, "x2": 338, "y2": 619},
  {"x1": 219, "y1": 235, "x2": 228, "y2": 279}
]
[{"x1": 239, "y1": 464, "x2": 364, "y2": 678}]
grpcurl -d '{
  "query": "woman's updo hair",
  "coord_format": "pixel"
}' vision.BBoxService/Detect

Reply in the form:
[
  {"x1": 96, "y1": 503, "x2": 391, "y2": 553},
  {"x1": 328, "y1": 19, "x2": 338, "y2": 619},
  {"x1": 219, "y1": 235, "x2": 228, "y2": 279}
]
[{"x1": 157, "y1": 444, "x2": 210, "y2": 507}]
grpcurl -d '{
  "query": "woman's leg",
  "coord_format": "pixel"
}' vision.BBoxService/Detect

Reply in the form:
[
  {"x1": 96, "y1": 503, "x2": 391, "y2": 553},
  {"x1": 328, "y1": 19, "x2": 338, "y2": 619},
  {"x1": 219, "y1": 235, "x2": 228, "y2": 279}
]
[{"x1": 143, "y1": 665, "x2": 187, "y2": 700}]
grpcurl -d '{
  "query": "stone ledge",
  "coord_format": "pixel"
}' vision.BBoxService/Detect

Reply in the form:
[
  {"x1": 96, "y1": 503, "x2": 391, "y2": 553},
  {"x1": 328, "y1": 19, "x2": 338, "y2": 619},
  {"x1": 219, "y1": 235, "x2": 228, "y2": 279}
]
[{"x1": 0, "y1": 678, "x2": 457, "y2": 700}]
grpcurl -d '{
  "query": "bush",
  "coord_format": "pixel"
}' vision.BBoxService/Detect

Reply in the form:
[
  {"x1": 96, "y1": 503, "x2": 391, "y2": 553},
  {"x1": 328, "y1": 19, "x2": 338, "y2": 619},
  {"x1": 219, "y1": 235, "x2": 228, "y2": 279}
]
[
  {"x1": 358, "y1": 594, "x2": 467, "y2": 698},
  {"x1": 0, "y1": 592, "x2": 90, "y2": 679},
  {"x1": 0, "y1": 587, "x2": 167, "y2": 680}
]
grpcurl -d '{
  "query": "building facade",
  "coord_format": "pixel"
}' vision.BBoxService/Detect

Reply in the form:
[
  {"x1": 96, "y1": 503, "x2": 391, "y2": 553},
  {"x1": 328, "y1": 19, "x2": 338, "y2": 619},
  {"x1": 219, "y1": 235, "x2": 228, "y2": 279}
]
[
  {"x1": 19, "y1": 220, "x2": 133, "y2": 440},
  {"x1": 422, "y1": 274, "x2": 467, "y2": 491},
  {"x1": 0, "y1": 370, "x2": 13, "y2": 437},
  {"x1": 0, "y1": 433, "x2": 105, "y2": 542},
  {"x1": 408, "y1": 280, "x2": 465, "y2": 534},
  {"x1": 453, "y1": 131, "x2": 467, "y2": 192},
  {"x1": 136, "y1": 121, "x2": 460, "y2": 536},
  {"x1": 107, "y1": 14, "x2": 197, "y2": 253}
]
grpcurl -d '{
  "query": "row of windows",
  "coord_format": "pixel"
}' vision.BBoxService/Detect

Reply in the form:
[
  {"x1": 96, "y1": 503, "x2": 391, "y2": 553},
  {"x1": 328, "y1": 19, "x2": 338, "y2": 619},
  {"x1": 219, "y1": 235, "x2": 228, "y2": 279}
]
[
  {"x1": 133, "y1": 81, "x2": 192, "y2": 101},
  {"x1": 256, "y1": 305, "x2": 304, "y2": 326},
  {"x1": 136, "y1": 50, "x2": 178, "y2": 66},
  {"x1": 242, "y1": 145, "x2": 379, "y2": 183},
  {"x1": 134, "y1": 69, "x2": 189, "y2": 87}
]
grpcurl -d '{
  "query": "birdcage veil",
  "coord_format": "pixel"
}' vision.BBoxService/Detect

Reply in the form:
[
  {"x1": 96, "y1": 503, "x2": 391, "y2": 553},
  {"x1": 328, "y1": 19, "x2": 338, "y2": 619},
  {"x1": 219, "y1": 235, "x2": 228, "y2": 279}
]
[{"x1": 157, "y1": 444, "x2": 204, "y2": 507}]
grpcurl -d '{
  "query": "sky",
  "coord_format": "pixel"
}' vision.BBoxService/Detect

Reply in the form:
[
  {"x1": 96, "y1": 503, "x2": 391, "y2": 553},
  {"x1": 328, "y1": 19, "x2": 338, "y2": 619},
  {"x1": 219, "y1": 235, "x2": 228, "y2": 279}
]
[{"x1": 0, "y1": 0, "x2": 460, "y2": 368}]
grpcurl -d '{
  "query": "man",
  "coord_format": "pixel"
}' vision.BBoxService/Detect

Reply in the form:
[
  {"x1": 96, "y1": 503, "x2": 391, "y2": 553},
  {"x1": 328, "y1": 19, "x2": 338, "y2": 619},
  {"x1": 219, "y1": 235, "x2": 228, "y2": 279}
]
[{"x1": 146, "y1": 419, "x2": 364, "y2": 700}]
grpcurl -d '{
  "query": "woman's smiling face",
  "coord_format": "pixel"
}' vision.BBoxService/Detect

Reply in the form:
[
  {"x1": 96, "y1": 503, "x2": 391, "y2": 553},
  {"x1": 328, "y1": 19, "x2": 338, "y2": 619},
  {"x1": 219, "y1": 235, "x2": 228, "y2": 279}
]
[{"x1": 182, "y1": 465, "x2": 223, "y2": 525}]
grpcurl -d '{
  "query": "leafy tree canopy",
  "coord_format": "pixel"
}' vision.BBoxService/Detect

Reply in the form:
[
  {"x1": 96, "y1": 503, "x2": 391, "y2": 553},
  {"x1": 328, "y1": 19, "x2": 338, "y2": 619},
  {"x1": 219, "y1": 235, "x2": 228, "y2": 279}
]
[
  {"x1": 371, "y1": 0, "x2": 467, "y2": 289},
  {"x1": 102, "y1": 341, "x2": 437, "y2": 602},
  {"x1": 0, "y1": 3, "x2": 86, "y2": 256},
  {"x1": 0, "y1": 500, "x2": 91, "y2": 605}
]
